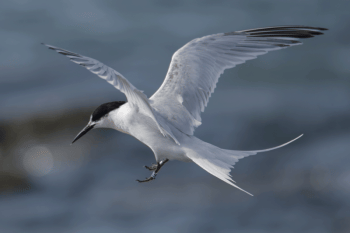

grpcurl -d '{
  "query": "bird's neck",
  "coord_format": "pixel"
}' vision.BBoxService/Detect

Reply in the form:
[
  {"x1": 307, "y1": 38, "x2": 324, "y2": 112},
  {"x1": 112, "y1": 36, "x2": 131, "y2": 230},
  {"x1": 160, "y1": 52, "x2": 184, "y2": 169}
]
[{"x1": 105, "y1": 109, "x2": 130, "y2": 134}]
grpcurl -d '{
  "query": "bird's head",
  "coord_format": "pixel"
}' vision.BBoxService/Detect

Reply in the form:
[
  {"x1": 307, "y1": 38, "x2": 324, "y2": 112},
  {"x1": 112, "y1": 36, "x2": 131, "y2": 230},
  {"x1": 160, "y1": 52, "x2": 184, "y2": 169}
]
[{"x1": 71, "y1": 101, "x2": 126, "y2": 144}]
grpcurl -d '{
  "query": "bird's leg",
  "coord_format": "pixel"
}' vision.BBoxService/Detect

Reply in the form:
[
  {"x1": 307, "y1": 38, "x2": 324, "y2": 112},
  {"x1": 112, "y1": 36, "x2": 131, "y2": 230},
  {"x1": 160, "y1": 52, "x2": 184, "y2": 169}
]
[{"x1": 137, "y1": 159, "x2": 169, "y2": 183}]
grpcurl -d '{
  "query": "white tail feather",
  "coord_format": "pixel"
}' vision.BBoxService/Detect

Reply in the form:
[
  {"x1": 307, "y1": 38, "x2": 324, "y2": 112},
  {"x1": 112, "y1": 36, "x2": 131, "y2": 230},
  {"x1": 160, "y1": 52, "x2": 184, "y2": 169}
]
[{"x1": 184, "y1": 134, "x2": 303, "y2": 196}]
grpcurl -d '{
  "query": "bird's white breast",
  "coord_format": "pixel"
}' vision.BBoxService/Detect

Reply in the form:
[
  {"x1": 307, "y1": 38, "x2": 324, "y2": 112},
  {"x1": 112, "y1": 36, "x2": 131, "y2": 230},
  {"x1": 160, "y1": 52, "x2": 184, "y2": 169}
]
[{"x1": 108, "y1": 103, "x2": 189, "y2": 162}]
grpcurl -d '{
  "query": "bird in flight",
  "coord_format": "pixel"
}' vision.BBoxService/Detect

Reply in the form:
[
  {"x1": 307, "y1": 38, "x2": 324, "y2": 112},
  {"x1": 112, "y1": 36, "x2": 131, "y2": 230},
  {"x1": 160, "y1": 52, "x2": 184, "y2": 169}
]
[{"x1": 43, "y1": 25, "x2": 326, "y2": 196}]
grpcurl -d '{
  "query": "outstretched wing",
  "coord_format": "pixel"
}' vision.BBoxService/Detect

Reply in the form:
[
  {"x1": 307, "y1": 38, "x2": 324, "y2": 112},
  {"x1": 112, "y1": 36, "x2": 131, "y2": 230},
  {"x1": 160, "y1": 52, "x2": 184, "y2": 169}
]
[
  {"x1": 150, "y1": 26, "x2": 327, "y2": 135},
  {"x1": 42, "y1": 44, "x2": 179, "y2": 144}
]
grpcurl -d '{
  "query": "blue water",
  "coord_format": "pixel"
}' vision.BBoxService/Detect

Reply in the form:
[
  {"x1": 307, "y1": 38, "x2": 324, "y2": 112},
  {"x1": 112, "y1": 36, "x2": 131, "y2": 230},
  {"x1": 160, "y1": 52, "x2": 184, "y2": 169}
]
[{"x1": 1, "y1": 0, "x2": 350, "y2": 232}]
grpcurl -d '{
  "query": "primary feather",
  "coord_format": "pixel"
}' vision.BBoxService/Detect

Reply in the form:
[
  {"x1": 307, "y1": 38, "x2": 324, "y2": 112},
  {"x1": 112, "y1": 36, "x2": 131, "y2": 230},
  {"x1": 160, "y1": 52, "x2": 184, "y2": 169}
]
[
  {"x1": 150, "y1": 26, "x2": 327, "y2": 135},
  {"x1": 42, "y1": 43, "x2": 180, "y2": 144}
]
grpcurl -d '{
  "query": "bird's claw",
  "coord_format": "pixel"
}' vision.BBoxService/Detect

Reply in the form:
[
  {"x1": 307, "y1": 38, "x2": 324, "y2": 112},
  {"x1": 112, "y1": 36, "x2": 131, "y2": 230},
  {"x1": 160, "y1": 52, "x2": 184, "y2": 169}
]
[
  {"x1": 136, "y1": 172, "x2": 157, "y2": 183},
  {"x1": 144, "y1": 164, "x2": 157, "y2": 171},
  {"x1": 137, "y1": 159, "x2": 169, "y2": 183}
]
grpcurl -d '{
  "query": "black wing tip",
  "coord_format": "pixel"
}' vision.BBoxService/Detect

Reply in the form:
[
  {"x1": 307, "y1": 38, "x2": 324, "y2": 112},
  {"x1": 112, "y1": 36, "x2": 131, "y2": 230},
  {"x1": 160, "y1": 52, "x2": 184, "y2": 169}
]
[
  {"x1": 225, "y1": 26, "x2": 328, "y2": 39},
  {"x1": 41, "y1": 42, "x2": 51, "y2": 47},
  {"x1": 242, "y1": 25, "x2": 328, "y2": 33},
  {"x1": 41, "y1": 43, "x2": 56, "y2": 50},
  {"x1": 275, "y1": 44, "x2": 290, "y2": 47},
  {"x1": 241, "y1": 26, "x2": 328, "y2": 40},
  {"x1": 248, "y1": 33, "x2": 315, "y2": 39},
  {"x1": 317, "y1": 27, "x2": 328, "y2": 31},
  {"x1": 58, "y1": 51, "x2": 75, "y2": 56},
  {"x1": 41, "y1": 43, "x2": 82, "y2": 57}
]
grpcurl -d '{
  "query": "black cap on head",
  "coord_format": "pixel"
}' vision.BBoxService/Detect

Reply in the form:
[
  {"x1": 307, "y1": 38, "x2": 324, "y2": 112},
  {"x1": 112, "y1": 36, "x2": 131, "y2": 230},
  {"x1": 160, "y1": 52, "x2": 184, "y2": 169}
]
[
  {"x1": 91, "y1": 101, "x2": 126, "y2": 122},
  {"x1": 71, "y1": 101, "x2": 126, "y2": 144}
]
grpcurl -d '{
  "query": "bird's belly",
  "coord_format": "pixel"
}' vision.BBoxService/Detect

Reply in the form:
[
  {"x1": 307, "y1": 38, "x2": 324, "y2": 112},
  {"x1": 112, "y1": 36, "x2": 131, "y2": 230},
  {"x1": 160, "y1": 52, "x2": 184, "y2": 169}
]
[{"x1": 126, "y1": 113, "x2": 190, "y2": 162}]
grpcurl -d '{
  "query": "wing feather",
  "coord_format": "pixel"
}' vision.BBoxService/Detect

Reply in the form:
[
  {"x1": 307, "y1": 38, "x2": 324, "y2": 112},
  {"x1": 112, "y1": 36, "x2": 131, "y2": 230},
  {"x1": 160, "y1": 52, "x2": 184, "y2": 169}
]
[
  {"x1": 150, "y1": 26, "x2": 326, "y2": 135},
  {"x1": 42, "y1": 43, "x2": 179, "y2": 144}
]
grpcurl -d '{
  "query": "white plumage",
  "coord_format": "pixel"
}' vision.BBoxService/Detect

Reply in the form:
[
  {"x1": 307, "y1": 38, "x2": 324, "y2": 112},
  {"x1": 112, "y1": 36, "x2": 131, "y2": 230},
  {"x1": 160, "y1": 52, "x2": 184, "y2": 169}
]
[{"x1": 43, "y1": 25, "x2": 326, "y2": 195}]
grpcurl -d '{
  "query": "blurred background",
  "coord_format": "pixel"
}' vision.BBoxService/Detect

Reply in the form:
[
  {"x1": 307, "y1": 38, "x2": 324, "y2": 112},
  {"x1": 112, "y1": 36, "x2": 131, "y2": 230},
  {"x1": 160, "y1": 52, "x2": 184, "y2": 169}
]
[{"x1": 0, "y1": 0, "x2": 349, "y2": 232}]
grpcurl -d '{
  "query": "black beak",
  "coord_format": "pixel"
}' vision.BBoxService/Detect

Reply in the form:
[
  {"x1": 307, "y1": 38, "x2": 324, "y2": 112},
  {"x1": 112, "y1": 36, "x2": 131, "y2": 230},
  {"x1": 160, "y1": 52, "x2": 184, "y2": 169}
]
[{"x1": 71, "y1": 123, "x2": 95, "y2": 144}]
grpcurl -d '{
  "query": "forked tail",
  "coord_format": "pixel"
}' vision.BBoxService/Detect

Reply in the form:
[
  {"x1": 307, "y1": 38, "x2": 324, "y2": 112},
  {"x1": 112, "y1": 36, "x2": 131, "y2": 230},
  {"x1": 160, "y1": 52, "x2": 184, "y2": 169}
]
[{"x1": 184, "y1": 134, "x2": 303, "y2": 196}]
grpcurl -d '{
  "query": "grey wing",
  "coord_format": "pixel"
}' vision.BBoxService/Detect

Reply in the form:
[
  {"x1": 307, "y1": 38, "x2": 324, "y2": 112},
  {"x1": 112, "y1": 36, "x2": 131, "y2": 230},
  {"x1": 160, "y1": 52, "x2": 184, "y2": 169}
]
[
  {"x1": 150, "y1": 26, "x2": 327, "y2": 135},
  {"x1": 43, "y1": 44, "x2": 179, "y2": 144}
]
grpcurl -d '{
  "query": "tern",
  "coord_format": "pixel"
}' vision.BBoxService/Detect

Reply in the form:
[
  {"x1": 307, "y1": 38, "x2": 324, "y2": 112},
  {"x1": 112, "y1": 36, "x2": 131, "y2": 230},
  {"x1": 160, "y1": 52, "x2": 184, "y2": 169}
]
[{"x1": 43, "y1": 25, "x2": 326, "y2": 196}]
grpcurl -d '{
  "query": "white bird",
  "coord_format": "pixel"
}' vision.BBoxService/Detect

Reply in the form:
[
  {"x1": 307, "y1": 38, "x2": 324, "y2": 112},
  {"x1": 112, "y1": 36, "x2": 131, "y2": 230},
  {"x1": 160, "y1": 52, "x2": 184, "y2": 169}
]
[{"x1": 43, "y1": 25, "x2": 327, "y2": 196}]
